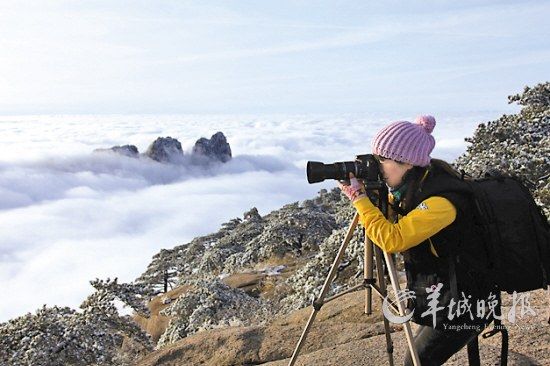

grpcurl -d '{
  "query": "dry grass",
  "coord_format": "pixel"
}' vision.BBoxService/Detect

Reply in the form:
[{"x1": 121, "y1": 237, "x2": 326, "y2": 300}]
[{"x1": 133, "y1": 285, "x2": 192, "y2": 343}]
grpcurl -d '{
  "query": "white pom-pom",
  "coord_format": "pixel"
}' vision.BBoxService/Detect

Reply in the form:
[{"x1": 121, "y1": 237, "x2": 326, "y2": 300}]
[{"x1": 414, "y1": 115, "x2": 436, "y2": 134}]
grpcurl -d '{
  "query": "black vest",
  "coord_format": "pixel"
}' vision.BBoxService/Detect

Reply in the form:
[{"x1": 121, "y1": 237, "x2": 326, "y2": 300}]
[{"x1": 400, "y1": 163, "x2": 494, "y2": 329}]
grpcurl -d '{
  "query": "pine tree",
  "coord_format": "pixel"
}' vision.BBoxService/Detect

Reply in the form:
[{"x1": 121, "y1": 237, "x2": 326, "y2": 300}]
[{"x1": 135, "y1": 249, "x2": 181, "y2": 295}]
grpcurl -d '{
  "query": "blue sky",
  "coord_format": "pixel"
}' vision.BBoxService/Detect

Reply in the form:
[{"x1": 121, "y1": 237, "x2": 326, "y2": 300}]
[{"x1": 0, "y1": 0, "x2": 548, "y2": 114}]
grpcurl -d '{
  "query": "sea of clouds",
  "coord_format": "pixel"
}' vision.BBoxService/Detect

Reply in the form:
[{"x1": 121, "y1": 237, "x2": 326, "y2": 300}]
[{"x1": 0, "y1": 112, "x2": 502, "y2": 322}]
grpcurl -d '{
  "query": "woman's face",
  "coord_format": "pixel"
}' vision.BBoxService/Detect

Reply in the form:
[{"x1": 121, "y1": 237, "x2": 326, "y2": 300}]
[{"x1": 376, "y1": 156, "x2": 414, "y2": 188}]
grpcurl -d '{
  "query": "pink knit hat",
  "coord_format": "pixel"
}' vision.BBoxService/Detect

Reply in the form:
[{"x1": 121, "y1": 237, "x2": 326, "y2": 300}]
[{"x1": 371, "y1": 115, "x2": 436, "y2": 167}]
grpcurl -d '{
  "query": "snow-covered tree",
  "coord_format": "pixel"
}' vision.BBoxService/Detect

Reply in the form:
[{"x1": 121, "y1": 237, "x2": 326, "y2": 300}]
[
  {"x1": 156, "y1": 278, "x2": 272, "y2": 348},
  {"x1": 135, "y1": 249, "x2": 181, "y2": 294},
  {"x1": 454, "y1": 81, "x2": 550, "y2": 216},
  {"x1": 0, "y1": 278, "x2": 154, "y2": 366}
]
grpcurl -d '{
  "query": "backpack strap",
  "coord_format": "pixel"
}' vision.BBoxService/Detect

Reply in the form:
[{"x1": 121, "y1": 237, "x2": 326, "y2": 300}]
[
  {"x1": 390, "y1": 200, "x2": 406, "y2": 217},
  {"x1": 449, "y1": 240, "x2": 482, "y2": 366},
  {"x1": 448, "y1": 246, "x2": 459, "y2": 301},
  {"x1": 467, "y1": 337, "x2": 480, "y2": 366},
  {"x1": 481, "y1": 290, "x2": 509, "y2": 365},
  {"x1": 447, "y1": 198, "x2": 464, "y2": 302}
]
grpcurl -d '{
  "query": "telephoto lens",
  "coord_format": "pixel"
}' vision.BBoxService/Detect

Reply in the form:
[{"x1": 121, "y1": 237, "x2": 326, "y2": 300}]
[{"x1": 306, "y1": 154, "x2": 381, "y2": 184}]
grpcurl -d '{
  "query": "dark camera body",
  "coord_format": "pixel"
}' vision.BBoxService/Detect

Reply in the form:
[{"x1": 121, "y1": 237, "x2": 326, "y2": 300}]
[{"x1": 306, "y1": 154, "x2": 381, "y2": 184}]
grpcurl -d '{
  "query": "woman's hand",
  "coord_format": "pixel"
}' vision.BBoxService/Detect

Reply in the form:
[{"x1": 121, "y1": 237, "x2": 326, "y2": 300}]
[{"x1": 337, "y1": 172, "x2": 367, "y2": 202}]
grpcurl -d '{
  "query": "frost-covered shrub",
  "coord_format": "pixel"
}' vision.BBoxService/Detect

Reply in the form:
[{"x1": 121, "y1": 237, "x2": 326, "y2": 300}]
[
  {"x1": 0, "y1": 278, "x2": 154, "y2": 366},
  {"x1": 454, "y1": 82, "x2": 549, "y2": 217},
  {"x1": 157, "y1": 278, "x2": 272, "y2": 347}
]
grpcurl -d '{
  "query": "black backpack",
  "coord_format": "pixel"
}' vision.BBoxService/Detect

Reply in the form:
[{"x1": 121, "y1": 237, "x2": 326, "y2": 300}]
[
  {"x1": 459, "y1": 169, "x2": 550, "y2": 294},
  {"x1": 455, "y1": 169, "x2": 550, "y2": 365}
]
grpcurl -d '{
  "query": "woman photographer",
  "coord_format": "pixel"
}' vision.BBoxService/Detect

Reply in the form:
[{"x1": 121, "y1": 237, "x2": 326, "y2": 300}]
[{"x1": 338, "y1": 115, "x2": 494, "y2": 366}]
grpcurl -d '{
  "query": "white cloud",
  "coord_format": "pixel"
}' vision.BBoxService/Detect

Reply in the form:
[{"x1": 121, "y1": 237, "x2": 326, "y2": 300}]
[{"x1": 0, "y1": 152, "x2": 293, "y2": 210}]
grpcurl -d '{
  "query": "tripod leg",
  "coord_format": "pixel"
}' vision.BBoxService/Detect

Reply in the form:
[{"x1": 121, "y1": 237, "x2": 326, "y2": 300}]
[
  {"x1": 288, "y1": 213, "x2": 359, "y2": 366},
  {"x1": 383, "y1": 251, "x2": 421, "y2": 366},
  {"x1": 365, "y1": 236, "x2": 374, "y2": 314},
  {"x1": 374, "y1": 245, "x2": 395, "y2": 366},
  {"x1": 467, "y1": 337, "x2": 480, "y2": 365}
]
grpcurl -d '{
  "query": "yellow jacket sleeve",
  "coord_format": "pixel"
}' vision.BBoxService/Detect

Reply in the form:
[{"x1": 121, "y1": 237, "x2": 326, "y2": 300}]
[{"x1": 352, "y1": 195, "x2": 457, "y2": 254}]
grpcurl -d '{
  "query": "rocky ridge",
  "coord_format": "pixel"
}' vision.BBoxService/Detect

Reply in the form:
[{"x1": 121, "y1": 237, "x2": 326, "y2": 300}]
[{"x1": 94, "y1": 131, "x2": 232, "y2": 164}]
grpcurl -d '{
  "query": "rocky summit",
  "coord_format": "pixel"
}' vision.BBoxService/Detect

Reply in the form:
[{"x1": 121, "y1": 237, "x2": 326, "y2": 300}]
[
  {"x1": 145, "y1": 137, "x2": 184, "y2": 163},
  {"x1": 93, "y1": 131, "x2": 233, "y2": 166},
  {"x1": 192, "y1": 131, "x2": 232, "y2": 163}
]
